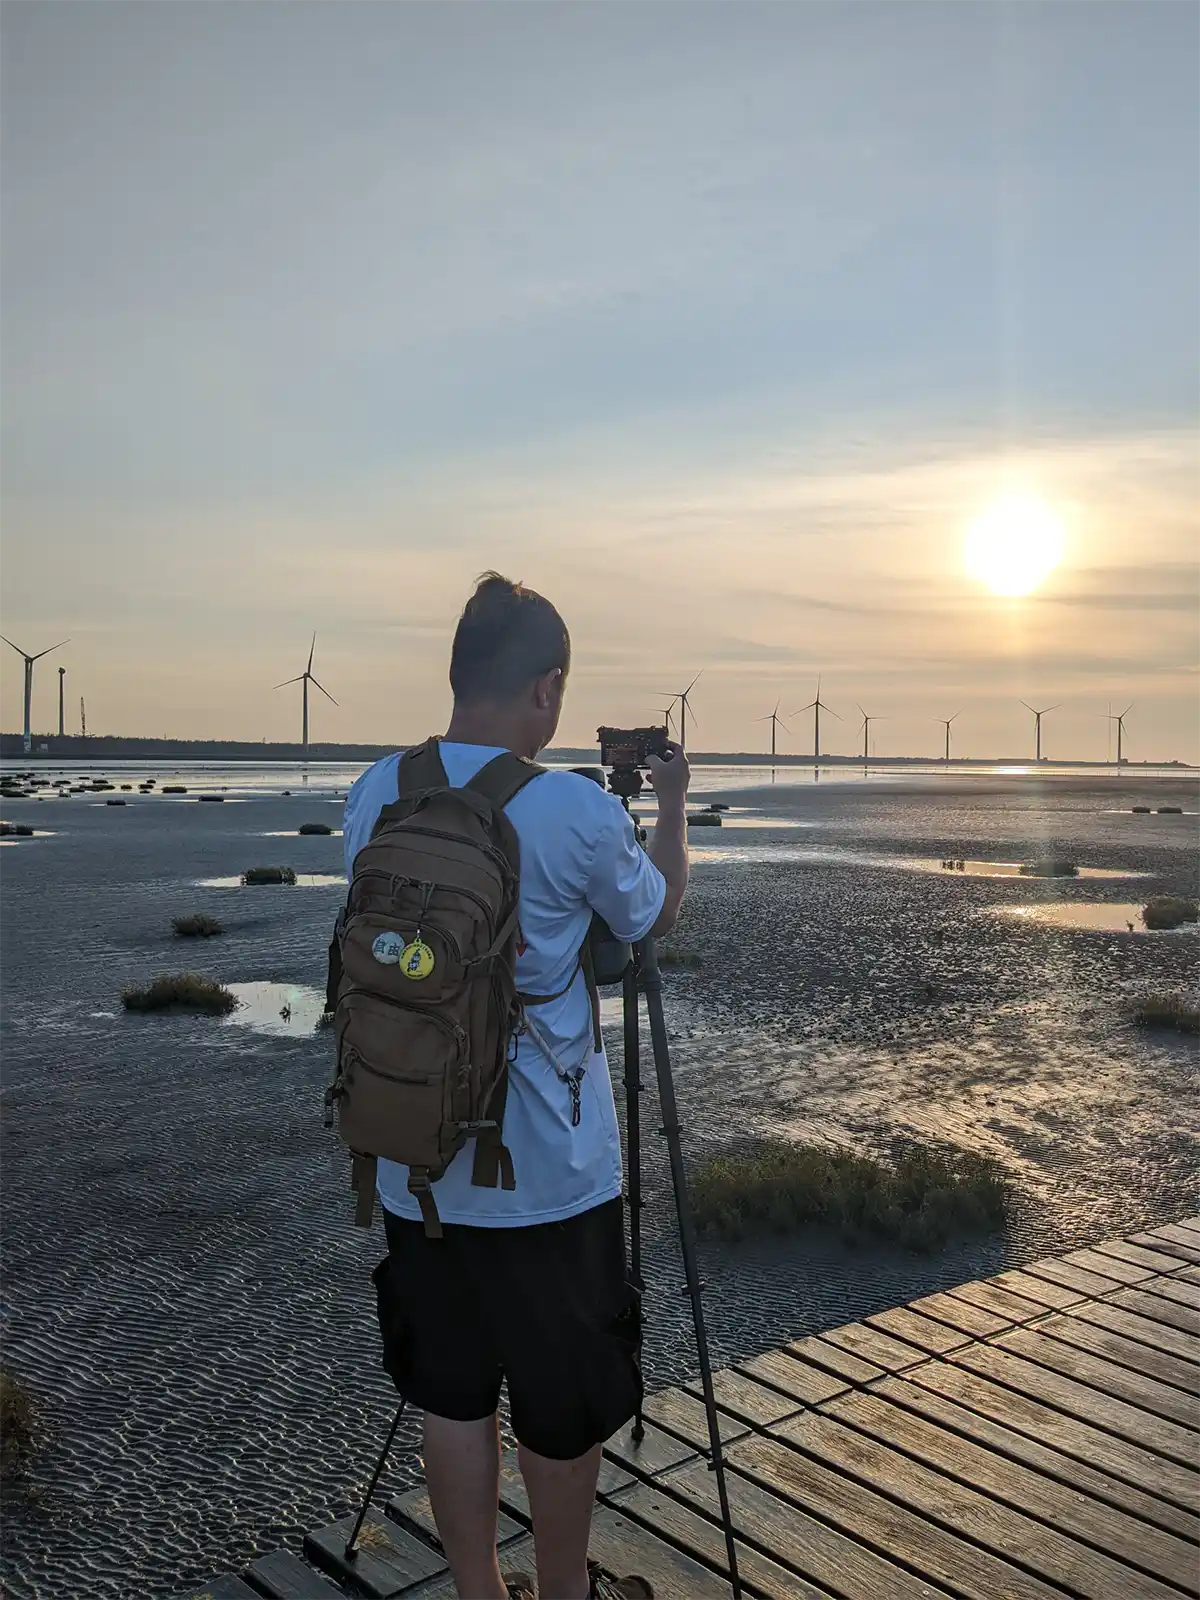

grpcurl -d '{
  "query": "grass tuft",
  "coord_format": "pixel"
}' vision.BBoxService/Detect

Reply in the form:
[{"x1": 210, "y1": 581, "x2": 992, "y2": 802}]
[
  {"x1": 1158, "y1": 806, "x2": 1183, "y2": 815},
  {"x1": 242, "y1": 865, "x2": 297, "y2": 885},
  {"x1": 658, "y1": 945, "x2": 704, "y2": 970},
  {"x1": 691, "y1": 1137, "x2": 1009, "y2": 1252},
  {"x1": 1019, "y1": 859, "x2": 1078, "y2": 877},
  {"x1": 162, "y1": 785, "x2": 188, "y2": 794},
  {"x1": 687, "y1": 811, "x2": 722, "y2": 827},
  {"x1": 1, "y1": 1369, "x2": 37, "y2": 1483},
  {"x1": 298, "y1": 822, "x2": 334, "y2": 835},
  {"x1": 0, "y1": 822, "x2": 34, "y2": 837},
  {"x1": 121, "y1": 973, "x2": 238, "y2": 1015},
  {"x1": 1141, "y1": 896, "x2": 1199, "y2": 931},
  {"x1": 171, "y1": 913, "x2": 224, "y2": 939},
  {"x1": 1131, "y1": 992, "x2": 1200, "y2": 1034}
]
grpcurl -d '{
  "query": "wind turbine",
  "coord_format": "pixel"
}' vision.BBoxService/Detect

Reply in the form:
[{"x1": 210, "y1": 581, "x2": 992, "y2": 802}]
[
  {"x1": 857, "y1": 706, "x2": 885, "y2": 763},
  {"x1": 792, "y1": 677, "x2": 840, "y2": 763},
  {"x1": 937, "y1": 712, "x2": 962, "y2": 764},
  {"x1": 754, "y1": 701, "x2": 790, "y2": 759},
  {"x1": 1020, "y1": 700, "x2": 1060, "y2": 763},
  {"x1": 1106, "y1": 704, "x2": 1133, "y2": 766},
  {"x1": 1, "y1": 636, "x2": 70, "y2": 754},
  {"x1": 275, "y1": 634, "x2": 337, "y2": 757},
  {"x1": 657, "y1": 670, "x2": 702, "y2": 753}
]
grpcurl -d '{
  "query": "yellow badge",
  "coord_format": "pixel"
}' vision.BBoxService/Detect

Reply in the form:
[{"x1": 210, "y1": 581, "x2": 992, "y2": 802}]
[{"x1": 400, "y1": 938, "x2": 436, "y2": 981}]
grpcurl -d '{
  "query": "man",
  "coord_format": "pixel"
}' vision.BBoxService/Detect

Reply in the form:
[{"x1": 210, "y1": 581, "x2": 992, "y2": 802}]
[{"x1": 342, "y1": 573, "x2": 690, "y2": 1600}]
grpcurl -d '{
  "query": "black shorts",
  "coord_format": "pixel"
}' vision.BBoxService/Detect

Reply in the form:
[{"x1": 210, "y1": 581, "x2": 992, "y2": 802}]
[{"x1": 373, "y1": 1197, "x2": 642, "y2": 1461}]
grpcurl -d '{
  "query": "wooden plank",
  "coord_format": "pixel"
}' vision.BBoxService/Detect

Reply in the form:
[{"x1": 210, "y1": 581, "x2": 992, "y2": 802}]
[
  {"x1": 729, "y1": 1432, "x2": 1065, "y2": 1600},
  {"x1": 608, "y1": 1478, "x2": 836, "y2": 1599},
  {"x1": 907, "y1": 1290, "x2": 1011, "y2": 1339},
  {"x1": 386, "y1": 1483, "x2": 523, "y2": 1549},
  {"x1": 1176, "y1": 1266, "x2": 1200, "y2": 1286},
  {"x1": 1135, "y1": 1274, "x2": 1200, "y2": 1310},
  {"x1": 786, "y1": 1335, "x2": 886, "y2": 1386},
  {"x1": 995, "y1": 1326, "x2": 1200, "y2": 1427},
  {"x1": 774, "y1": 1409, "x2": 1182, "y2": 1600},
  {"x1": 647, "y1": 1458, "x2": 952, "y2": 1600},
  {"x1": 682, "y1": 1368, "x2": 802, "y2": 1428},
  {"x1": 405, "y1": 1537, "x2": 537, "y2": 1599},
  {"x1": 185, "y1": 1580, "x2": 263, "y2": 1600},
  {"x1": 1018, "y1": 1256, "x2": 1128, "y2": 1298},
  {"x1": 244, "y1": 1550, "x2": 346, "y2": 1598},
  {"x1": 603, "y1": 1418, "x2": 699, "y2": 1483},
  {"x1": 642, "y1": 1386, "x2": 750, "y2": 1451},
  {"x1": 1029, "y1": 1311, "x2": 1200, "y2": 1392},
  {"x1": 873, "y1": 1369, "x2": 1200, "y2": 1543},
  {"x1": 822, "y1": 1386, "x2": 1196, "y2": 1594},
  {"x1": 1108, "y1": 1285, "x2": 1200, "y2": 1336},
  {"x1": 1062, "y1": 1247, "x2": 1156, "y2": 1285},
  {"x1": 304, "y1": 1515, "x2": 446, "y2": 1597},
  {"x1": 864, "y1": 1307, "x2": 970, "y2": 1355},
  {"x1": 952, "y1": 1343, "x2": 1200, "y2": 1466},
  {"x1": 821, "y1": 1321, "x2": 928, "y2": 1373},
  {"x1": 737, "y1": 1348, "x2": 849, "y2": 1406},
  {"x1": 1068, "y1": 1297, "x2": 1200, "y2": 1364},
  {"x1": 945, "y1": 1280, "x2": 1053, "y2": 1323},
  {"x1": 1094, "y1": 1239, "x2": 1193, "y2": 1274},
  {"x1": 1140, "y1": 1225, "x2": 1200, "y2": 1263},
  {"x1": 987, "y1": 1268, "x2": 1086, "y2": 1309},
  {"x1": 586, "y1": 1505, "x2": 733, "y2": 1598}
]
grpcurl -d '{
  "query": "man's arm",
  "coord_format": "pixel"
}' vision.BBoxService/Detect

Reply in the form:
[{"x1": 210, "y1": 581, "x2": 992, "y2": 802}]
[{"x1": 647, "y1": 741, "x2": 690, "y2": 936}]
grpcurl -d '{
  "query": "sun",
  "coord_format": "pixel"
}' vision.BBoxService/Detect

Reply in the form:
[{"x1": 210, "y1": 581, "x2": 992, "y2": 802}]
[{"x1": 963, "y1": 494, "x2": 1065, "y2": 597}]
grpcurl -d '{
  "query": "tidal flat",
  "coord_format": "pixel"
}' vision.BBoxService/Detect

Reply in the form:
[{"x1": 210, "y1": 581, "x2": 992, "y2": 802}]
[{"x1": 1, "y1": 764, "x2": 1196, "y2": 1598}]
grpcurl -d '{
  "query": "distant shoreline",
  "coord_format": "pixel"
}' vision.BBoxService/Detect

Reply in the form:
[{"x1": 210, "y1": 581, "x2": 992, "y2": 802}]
[{"x1": 1, "y1": 734, "x2": 1195, "y2": 769}]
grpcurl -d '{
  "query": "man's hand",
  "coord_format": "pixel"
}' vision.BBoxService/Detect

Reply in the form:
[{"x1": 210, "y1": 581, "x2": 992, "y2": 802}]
[{"x1": 647, "y1": 741, "x2": 690, "y2": 811}]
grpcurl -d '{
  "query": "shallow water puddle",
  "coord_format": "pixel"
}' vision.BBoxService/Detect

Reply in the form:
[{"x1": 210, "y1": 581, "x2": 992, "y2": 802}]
[
  {"x1": 223, "y1": 983, "x2": 330, "y2": 1036},
  {"x1": 687, "y1": 844, "x2": 1141, "y2": 878},
  {"x1": 1000, "y1": 903, "x2": 1200, "y2": 935},
  {"x1": 196, "y1": 873, "x2": 345, "y2": 888},
  {"x1": 911, "y1": 858, "x2": 1137, "y2": 880},
  {"x1": 0, "y1": 829, "x2": 55, "y2": 844},
  {"x1": 260, "y1": 829, "x2": 344, "y2": 838},
  {"x1": 694, "y1": 812, "x2": 812, "y2": 830}
]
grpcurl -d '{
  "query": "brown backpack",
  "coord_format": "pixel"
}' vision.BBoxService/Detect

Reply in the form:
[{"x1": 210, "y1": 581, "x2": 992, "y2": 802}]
[{"x1": 325, "y1": 737, "x2": 593, "y2": 1237}]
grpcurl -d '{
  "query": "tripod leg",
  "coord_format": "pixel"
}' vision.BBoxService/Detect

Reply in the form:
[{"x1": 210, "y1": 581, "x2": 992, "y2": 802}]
[
  {"x1": 344, "y1": 1401, "x2": 406, "y2": 1560},
  {"x1": 636, "y1": 936, "x2": 742, "y2": 1599},
  {"x1": 621, "y1": 961, "x2": 645, "y2": 1441}
]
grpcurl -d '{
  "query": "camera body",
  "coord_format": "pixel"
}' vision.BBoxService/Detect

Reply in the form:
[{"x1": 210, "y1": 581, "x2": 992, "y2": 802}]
[{"x1": 597, "y1": 725, "x2": 669, "y2": 770}]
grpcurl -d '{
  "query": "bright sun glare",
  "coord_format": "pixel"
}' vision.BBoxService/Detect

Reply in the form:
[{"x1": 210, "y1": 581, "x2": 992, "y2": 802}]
[{"x1": 963, "y1": 494, "x2": 1065, "y2": 597}]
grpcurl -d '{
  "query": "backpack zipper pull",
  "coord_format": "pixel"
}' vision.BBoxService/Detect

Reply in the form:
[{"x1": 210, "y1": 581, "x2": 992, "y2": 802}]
[{"x1": 567, "y1": 1069, "x2": 583, "y2": 1127}]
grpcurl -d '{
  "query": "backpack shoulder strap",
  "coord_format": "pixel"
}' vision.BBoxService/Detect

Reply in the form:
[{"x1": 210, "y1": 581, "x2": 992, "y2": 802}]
[
  {"x1": 397, "y1": 736, "x2": 449, "y2": 797},
  {"x1": 466, "y1": 751, "x2": 546, "y2": 812}
]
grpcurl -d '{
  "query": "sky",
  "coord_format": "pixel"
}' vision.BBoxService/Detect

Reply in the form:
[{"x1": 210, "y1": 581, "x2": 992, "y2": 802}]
[{"x1": 2, "y1": 1, "x2": 1197, "y2": 761}]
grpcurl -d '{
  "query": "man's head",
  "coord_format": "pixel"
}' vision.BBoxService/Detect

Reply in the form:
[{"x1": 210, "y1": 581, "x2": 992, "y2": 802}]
[{"x1": 448, "y1": 572, "x2": 570, "y2": 754}]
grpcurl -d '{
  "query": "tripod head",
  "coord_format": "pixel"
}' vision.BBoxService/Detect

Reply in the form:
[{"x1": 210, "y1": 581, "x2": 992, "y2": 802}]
[{"x1": 606, "y1": 764, "x2": 645, "y2": 806}]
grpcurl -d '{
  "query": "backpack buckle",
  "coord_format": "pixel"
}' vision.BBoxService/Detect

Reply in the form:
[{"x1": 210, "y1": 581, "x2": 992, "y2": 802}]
[{"x1": 455, "y1": 1119, "x2": 498, "y2": 1132}]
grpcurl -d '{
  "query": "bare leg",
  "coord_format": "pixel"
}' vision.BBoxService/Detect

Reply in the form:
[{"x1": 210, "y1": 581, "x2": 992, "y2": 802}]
[
  {"x1": 519, "y1": 1440, "x2": 602, "y2": 1600},
  {"x1": 423, "y1": 1412, "x2": 507, "y2": 1600}
]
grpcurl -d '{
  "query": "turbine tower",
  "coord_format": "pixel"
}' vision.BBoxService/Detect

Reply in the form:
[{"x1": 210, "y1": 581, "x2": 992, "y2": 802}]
[
  {"x1": 857, "y1": 706, "x2": 885, "y2": 763},
  {"x1": 1106, "y1": 704, "x2": 1133, "y2": 766},
  {"x1": 275, "y1": 633, "x2": 337, "y2": 757},
  {"x1": 58, "y1": 667, "x2": 66, "y2": 738},
  {"x1": 793, "y1": 677, "x2": 840, "y2": 763},
  {"x1": 754, "y1": 701, "x2": 789, "y2": 759},
  {"x1": 937, "y1": 712, "x2": 962, "y2": 764},
  {"x1": 1021, "y1": 700, "x2": 1060, "y2": 763},
  {"x1": 657, "y1": 670, "x2": 702, "y2": 754},
  {"x1": 1, "y1": 636, "x2": 70, "y2": 754}
]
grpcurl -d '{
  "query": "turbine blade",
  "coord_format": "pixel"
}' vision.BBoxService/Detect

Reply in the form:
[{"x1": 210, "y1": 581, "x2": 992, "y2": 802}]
[
  {"x1": 1043, "y1": 704, "x2": 1062, "y2": 714},
  {"x1": 684, "y1": 670, "x2": 703, "y2": 694},
  {"x1": 1122, "y1": 703, "x2": 1134, "y2": 717},
  {"x1": 274, "y1": 675, "x2": 304, "y2": 689},
  {"x1": 307, "y1": 632, "x2": 317, "y2": 673},
  {"x1": 0, "y1": 635, "x2": 28, "y2": 658},
  {"x1": 791, "y1": 700, "x2": 817, "y2": 715},
  {"x1": 310, "y1": 676, "x2": 338, "y2": 705},
  {"x1": 825, "y1": 704, "x2": 843, "y2": 720},
  {"x1": 1020, "y1": 700, "x2": 1036, "y2": 714},
  {"x1": 30, "y1": 638, "x2": 70, "y2": 661}
]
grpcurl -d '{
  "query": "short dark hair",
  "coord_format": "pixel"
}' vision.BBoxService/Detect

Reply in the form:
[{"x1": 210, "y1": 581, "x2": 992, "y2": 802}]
[{"x1": 449, "y1": 572, "x2": 571, "y2": 705}]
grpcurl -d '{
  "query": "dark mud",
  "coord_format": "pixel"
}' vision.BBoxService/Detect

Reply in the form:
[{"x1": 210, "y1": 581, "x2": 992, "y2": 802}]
[{"x1": 1, "y1": 774, "x2": 1197, "y2": 1599}]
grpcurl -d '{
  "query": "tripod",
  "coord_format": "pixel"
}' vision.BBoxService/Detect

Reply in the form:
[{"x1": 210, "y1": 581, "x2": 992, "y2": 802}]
[{"x1": 611, "y1": 768, "x2": 742, "y2": 1599}]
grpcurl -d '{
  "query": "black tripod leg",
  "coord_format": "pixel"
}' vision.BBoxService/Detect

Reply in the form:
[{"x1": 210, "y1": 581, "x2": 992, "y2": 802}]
[
  {"x1": 622, "y1": 961, "x2": 645, "y2": 1441},
  {"x1": 636, "y1": 936, "x2": 742, "y2": 1599},
  {"x1": 344, "y1": 1401, "x2": 405, "y2": 1560}
]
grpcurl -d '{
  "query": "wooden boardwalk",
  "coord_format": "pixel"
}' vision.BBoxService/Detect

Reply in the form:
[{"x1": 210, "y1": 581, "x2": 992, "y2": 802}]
[{"x1": 188, "y1": 1217, "x2": 1200, "y2": 1600}]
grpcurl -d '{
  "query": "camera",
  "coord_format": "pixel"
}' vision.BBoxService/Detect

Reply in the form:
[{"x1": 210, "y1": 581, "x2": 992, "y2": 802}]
[{"x1": 597, "y1": 725, "x2": 669, "y2": 770}]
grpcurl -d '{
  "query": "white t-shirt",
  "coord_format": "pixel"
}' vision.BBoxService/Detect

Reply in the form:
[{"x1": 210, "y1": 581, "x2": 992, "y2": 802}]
[{"x1": 342, "y1": 743, "x2": 667, "y2": 1227}]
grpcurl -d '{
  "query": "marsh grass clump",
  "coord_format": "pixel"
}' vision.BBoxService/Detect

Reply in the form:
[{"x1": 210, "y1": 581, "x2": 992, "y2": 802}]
[
  {"x1": 658, "y1": 945, "x2": 704, "y2": 970},
  {"x1": 687, "y1": 811, "x2": 722, "y2": 828},
  {"x1": 105, "y1": 798, "x2": 127, "y2": 806},
  {"x1": 692, "y1": 1138, "x2": 1009, "y2": 1252},
  {"x1": 317, "y1": 1009, "x2": 337, "y2": 1029},
  {"x1": 1, "y1": 1369, "x2": 38, "y2": 1484},
  {"x1": 171, "y1": 913, "x2": 224, "y2": 939},
  {"x1": 0, "y1": 822, "x2": 34, "y2": 837},
  {"x1": 242, "y1": 866, "x2": 297, "y2": 885},
  {"x1": 122, "y1": 973, "x2": 237, "y2": 1015},
  {"x1": 1142, "y1": 896, "x2": 1199, "y2": 931},
  {"x1": 1132, "y1": 993, "x2": 1200, "y2": 1034},
  {"x1": 1132, "y1": 806, "x2": 1151, "y2": 814},
  {"x1": 1158, "y1": 806, "x2": 1183, "y2": 815},
  {"x1": 198, "y1": 795, "x2": 225, "y2": 803},
  {"x1": 162, "y1": 785, "x2": 188, "y2": 794},
  {"x1": 1019, "y1": 859, "x2": 1078, "y2": 877},
  {"x1": 298, "y1": 822, "x2": 334, "y2": 835}
]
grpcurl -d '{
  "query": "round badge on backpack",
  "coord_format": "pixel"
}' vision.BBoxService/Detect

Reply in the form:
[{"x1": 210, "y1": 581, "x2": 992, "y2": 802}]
[
  {"x1": 400, "y1": 938, "x2": 435, "y2": 981},
  {"x1": 371, "y1": 931, "x2": 406, "y2": 966}
]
